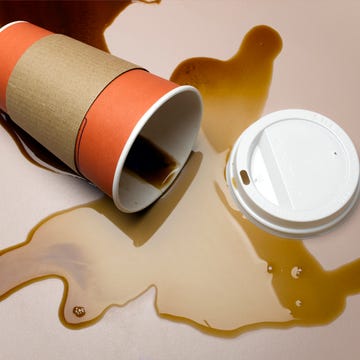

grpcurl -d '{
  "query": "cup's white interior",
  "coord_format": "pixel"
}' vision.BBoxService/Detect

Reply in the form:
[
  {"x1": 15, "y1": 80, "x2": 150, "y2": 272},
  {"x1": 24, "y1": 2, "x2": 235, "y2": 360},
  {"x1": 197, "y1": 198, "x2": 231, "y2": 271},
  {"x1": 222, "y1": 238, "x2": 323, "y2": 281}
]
[{"x1": 112, "y1": 85, "x2": 202, "y2": 213}]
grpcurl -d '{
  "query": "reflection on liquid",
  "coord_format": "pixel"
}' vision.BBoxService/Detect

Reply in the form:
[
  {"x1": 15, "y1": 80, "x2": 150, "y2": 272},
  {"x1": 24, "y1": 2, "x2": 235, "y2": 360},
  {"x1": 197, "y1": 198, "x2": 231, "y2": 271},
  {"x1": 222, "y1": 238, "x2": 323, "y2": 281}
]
[{"x1": 0, "y1": 2, "x2": 359, "y2": 337}]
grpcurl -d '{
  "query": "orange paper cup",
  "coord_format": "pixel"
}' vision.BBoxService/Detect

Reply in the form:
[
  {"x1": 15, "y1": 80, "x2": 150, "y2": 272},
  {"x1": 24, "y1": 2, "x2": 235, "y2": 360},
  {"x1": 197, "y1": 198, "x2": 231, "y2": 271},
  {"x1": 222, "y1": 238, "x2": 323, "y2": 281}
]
[{"x1": 0, "y1": 21, "x2": 202, "y2": 212}]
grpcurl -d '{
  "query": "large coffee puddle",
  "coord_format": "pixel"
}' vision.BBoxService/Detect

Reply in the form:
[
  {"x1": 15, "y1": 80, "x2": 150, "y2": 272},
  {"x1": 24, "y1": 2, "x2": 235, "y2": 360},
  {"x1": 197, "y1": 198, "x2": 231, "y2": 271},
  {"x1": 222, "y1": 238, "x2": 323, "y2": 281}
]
[{"x1": 1, "y1": 2, "x2": 359, "y2": 337}]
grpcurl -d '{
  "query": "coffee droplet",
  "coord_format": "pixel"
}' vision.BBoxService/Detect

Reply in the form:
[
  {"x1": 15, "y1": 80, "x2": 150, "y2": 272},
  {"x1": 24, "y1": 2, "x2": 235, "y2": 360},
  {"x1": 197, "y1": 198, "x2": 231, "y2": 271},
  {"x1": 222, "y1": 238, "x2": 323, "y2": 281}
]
[
  {"x1": 295, "y1": 300, "x2": 303, "y2": 307},
  {"x1": 73, "y1": 306, "x2": 86, "y2": 318},
  {"x1": 291, "y1": 266, "x2": 303, "y2": 279}
]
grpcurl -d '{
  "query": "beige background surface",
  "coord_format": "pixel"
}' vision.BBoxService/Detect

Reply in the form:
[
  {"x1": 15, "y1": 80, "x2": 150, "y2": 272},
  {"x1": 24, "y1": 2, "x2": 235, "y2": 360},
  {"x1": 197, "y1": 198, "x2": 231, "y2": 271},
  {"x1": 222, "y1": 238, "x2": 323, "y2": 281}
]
[{"x1": 0, "y1": 1, "x2": 359, "y2": 359}]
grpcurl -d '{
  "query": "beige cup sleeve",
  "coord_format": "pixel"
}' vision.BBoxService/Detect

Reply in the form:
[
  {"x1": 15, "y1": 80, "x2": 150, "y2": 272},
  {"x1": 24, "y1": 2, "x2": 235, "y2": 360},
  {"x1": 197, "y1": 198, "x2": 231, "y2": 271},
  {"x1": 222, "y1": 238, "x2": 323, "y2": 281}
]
[{"x1": 6, "y1": 34, "x2": 141, "y2": 171}]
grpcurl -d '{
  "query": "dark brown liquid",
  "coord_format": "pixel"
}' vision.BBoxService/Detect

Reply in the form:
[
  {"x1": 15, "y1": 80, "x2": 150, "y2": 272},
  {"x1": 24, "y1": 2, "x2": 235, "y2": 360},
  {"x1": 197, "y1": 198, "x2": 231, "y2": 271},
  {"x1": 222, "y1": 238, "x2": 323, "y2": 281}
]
[
  {"x1": 0, "y1": 5, "x2": 359, "y2": 338},
  {"x1": 124, "y1": 135, "x2": 178, "y2": 189},
  {"x1": 0, "y1": 0, "x2": 154, "y2": 51}
]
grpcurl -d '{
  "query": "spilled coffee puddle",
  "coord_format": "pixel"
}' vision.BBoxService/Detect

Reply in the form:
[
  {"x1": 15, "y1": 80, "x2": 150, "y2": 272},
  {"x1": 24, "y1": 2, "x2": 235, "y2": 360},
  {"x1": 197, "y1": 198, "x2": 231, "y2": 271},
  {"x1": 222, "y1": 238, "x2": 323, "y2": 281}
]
[
  {"x1": 1, "y1": 4, "x2": 360, "y2": 337},
  {"x1": 171, "y1": 25, "x2": 283, "y2": 152}
]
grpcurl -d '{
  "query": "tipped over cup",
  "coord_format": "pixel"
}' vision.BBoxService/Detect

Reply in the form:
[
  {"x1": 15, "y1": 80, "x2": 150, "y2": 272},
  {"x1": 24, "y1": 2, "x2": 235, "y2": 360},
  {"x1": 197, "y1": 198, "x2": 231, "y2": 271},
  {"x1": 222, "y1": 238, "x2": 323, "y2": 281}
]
[{"x1": 0, "y1": 21, "x2": 202, "y2": 212}]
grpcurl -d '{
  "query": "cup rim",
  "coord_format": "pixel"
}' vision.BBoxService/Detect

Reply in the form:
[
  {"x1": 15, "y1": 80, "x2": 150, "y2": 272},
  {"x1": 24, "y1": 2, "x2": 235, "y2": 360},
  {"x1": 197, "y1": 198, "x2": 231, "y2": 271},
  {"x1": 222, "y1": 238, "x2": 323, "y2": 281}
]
[{"x1": 112, "y1": 84, "x2": 202, "y2": 212}]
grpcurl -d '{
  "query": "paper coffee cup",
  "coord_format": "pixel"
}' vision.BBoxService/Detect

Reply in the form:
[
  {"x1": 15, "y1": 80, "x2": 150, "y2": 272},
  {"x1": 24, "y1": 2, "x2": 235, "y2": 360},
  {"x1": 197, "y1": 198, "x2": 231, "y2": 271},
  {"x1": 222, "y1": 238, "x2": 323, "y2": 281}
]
[
  {"x1": 226, "y1": 109, "x2": 360, "y2": 238},
  {"x1": 0, "y1": 21, "x2": 202, "y2": 212}
]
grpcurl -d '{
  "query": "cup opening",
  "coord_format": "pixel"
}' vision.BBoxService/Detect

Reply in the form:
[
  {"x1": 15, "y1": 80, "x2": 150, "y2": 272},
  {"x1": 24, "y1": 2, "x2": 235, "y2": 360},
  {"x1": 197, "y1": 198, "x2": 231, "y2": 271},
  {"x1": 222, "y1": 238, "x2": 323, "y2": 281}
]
[{"x1": 112, "y1": 85, "x2": 202, "y2": 213}]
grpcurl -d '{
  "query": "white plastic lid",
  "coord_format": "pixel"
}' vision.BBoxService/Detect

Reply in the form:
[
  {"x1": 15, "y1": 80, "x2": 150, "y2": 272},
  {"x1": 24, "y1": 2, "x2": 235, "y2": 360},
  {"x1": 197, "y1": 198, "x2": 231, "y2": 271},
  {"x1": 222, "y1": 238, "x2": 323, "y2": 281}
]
[{"x1": 226, "y1": 109, "x2": 360, "y2": 238}]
